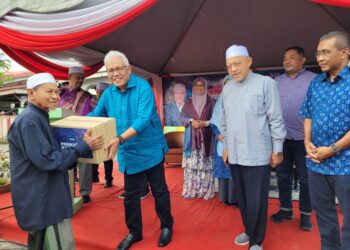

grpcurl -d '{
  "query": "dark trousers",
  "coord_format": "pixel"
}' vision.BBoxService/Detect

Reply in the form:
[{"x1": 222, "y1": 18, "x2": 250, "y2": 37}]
[
  {"x1": 276, "y1": 139, "x2": 311, "y2": 214},
  {"x1": 124, "y1": 160, "x2": 174, "y2": 237},
  {"x1": 231, "y1": 164, "x2": 270, "y2": 246},
  {"x1": 308, "y1": 170, "x2": 350, "y2": 250},
  {"x1": 92, "y1": 160, "x2": 114, "y2": 182},
  {"x1": 28, "y1": 230, "x2": 45, "y2": 250}
]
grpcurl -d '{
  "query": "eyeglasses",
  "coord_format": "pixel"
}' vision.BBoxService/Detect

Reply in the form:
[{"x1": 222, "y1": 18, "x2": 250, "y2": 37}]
[
  {"x1": 315, "y1": 48, "x2": 347, "y2": 58},
  {"x1": 225, "y1": 62, "x2": 242, "y2": 71},
  {"x1": 107, "y1": 66, "x2": 129, "y2": 74}
]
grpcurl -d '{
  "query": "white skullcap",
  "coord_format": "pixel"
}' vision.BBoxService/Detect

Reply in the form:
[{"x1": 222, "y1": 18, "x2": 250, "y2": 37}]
[
  {"x1": 68, "y1": 66, "x2": 84, "y2": 75},
  {"x1": 226, "y1": 45, "x2": 249, "y2": 59},
  {"x1": 26, "y1": 73, "x2": 56, "y2": 89}
]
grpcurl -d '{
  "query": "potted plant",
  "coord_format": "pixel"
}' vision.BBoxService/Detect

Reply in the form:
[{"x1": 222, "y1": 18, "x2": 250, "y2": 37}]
[{"x1": 0, "y1": 155, "x2": 10, "y2": 194}]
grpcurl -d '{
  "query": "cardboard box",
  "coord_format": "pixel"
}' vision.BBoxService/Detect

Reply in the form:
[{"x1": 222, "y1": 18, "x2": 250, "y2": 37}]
[{"x1": 51, "y1": 116, "x2": 116, "y2": 164}]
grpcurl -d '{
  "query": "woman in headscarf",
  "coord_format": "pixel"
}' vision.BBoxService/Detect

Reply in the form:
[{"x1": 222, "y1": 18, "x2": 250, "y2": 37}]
[
  {"x1": 180, "y1": 77, "x2": 215, "y2": 200},
  {"x1": 210, "y1": 75, "x2": 238, "y2": 205}
]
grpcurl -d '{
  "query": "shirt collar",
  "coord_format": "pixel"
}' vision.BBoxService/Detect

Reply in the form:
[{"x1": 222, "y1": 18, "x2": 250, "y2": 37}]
[
  {"x1": 284, "y1": 69, "x2": 306, "y2": 79},
  {"x1": 321, "y1": 65, "x2": 349, "y2": 83},
  {"x1": 28, "y1": 103, "x2": 49, "y2": 118},
  {"x1": 112, "y1": 74, "x2": 137, "y2": 92}
]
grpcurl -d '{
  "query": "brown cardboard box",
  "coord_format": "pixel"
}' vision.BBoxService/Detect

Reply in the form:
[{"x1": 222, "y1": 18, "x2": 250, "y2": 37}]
[{"x1": 51, "y1": 116, "x2": 116, "y2": 164}]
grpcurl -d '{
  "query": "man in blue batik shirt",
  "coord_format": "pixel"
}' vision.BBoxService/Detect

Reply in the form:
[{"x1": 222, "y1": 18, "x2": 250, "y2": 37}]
[
  {"x1": 89, "y1": 50, "x2": 174, "y2": 250},
  {"x1": 300, "y1": 31, "x2": 350, "y2": 250}
]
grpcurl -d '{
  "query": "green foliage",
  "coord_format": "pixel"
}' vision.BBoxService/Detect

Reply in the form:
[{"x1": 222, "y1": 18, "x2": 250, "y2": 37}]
[{"x1": 0, "y1": 53, "x2": 12, "y2": 85}]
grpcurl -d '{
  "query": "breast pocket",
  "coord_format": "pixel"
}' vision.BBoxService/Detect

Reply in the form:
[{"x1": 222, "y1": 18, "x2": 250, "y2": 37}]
[{"x1": 246, "y1": 94, "x2": 264, "y2": 114}]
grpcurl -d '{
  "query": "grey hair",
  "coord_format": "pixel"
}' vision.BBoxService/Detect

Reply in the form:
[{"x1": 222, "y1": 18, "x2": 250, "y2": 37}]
[
  {"x1": 104, "y1": 50, "x2": 130, "y2": 66},
  {"x1": 320, "y1": 31, "x2": 350, "y2": 49},
  {"x1": 173, "y1": 82, "x2": 186, "y2": 92}
]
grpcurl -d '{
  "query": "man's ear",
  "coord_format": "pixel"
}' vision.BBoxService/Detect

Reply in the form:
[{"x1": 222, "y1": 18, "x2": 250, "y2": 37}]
[
  {"x1": 27, "y1": 89, "x2": 34, "y2": 101},
  {"x1": 341, "y1": 48, "x2": 350, "y2": 60},
  {"x1": 247, "y1": 57, "x2": 253, "y2": 68}
]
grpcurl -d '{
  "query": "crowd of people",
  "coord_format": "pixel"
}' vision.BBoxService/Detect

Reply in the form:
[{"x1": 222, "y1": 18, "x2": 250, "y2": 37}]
[{"x1": 7, "y1": 30, "x2": 350, "y2": 250}]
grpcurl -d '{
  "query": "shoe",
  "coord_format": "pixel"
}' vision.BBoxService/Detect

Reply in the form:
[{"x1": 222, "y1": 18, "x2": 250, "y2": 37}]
[
  {"x1": 140, "y1": 190, "x2": 151, "y2": 200},
  {"x1": 92, "y1": 176, "x2": 99, "y2": 183},
  {"x1": 104, "y1": 181, "x2": 112, "y2": 188},
  {"x1": 116, "y1": 233, "x2": 142, "y2": 250},
  {"x1": 271, "y1": 210, "x2": 294, "y2": 223},
  {"x1": 250, "y1": 244, "x2": 263, "y2": 250},
  {"x1": 82, "y1": 195, "x2": 90, "y2": 203},
  {"x1": 158, "y1": 227, "x2": 172, "y2": 247},
  {"x1": 118, "y1": 191, "x2": 150, "y2": 199},
  {"x1": 234, "y1": 232, "x2": 249, "y2": 245},
  {"x1": 300, "y1": 214, "x2": 313, "y2": 231}
]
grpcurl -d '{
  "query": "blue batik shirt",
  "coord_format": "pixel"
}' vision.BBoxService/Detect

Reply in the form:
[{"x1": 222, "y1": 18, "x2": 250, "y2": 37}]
[
  {"x1": 88, "y1": 74, "x2": 168, "y2": 175},
  {"x1": 300, "y1": 66, "x2": 350, "y2": 175}
]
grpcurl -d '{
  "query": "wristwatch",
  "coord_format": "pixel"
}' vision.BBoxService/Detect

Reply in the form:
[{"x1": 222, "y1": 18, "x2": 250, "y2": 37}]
[
  {"x1": 274, "y1": 152, "x2": 283, "y2": 156},
  {"x1": 117, "y1": 135, "x2": 125, "y2": 145},
  {"x1": 330, "y1": 143, "x2": 340, "y2": 153}
]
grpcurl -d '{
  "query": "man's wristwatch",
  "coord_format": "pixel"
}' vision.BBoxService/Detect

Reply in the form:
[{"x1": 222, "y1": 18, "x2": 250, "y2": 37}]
[
  {"x1": 117, "y1": 135, "x2": 125, "y2": 145},
  {"x1": 330, "y1": 143, "x2": 340, "y2": 153}
]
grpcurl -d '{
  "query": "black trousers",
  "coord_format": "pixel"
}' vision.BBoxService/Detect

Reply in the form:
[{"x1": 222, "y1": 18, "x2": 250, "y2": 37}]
[
  {"x1": 92, "y1": 160, "x2": 114, "y2": 182},
  {"x1": 308, "y1": 170, "x2": 350, "y2": 250},
  {"x1": 27, "y1": 230, "x2": 45, "y2": 250},
  {"x1": 124, "y1": 160, "x2": 174, "y2": 237},
  {"x1": 231, "y1": 164, "x2": 270, "y2": 246},
  {"x1": 276, "y1": 139, "x2": 311, "y2": 214}
]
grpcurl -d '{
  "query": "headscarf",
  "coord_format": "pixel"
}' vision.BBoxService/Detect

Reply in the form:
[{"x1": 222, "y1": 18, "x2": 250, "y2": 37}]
[{"x1": 192, "y1": 77, "x2": 208, "y2": 116}]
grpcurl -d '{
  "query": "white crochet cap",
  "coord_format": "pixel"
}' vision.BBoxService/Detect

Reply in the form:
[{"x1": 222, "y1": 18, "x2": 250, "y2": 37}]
[
  {"x1": 26, "y1": 73, "x2": 56, "y2": 89},
  {"x1": 226, "y1": 45, "x2": 249, "y2": 59}
]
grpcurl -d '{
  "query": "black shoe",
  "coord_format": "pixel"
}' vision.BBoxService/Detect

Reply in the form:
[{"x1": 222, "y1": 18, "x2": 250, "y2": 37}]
[
  {"x1": 118, "y1": 192, "x2": 125, "y2": 199},
  {"x1": 119, "y1": 191, "x2": 150, "y2": 200},
  {"x1": 158, "y1": 227, "x2": 172, "y2": 247},
  {"x1": 140, "y1": 190, "x2": 151, "y2": 200},
  {"x1": 271, "y1": 210, "x2": 294, "y2": 223},
  {"x1": 82, "y1": 195, "x2": 91, "y2": 203},
  {"x1": 116, "y1": 233, "x2": 142, "y2": 250},
  {"x1": 300, "y1": 214, "x2": 313, "y2": 231},
  {"x1": 92, "y1": 176, "x2": 100, "y2": 183},
  {"x1": 104, "y1": 181, "x2": 112, "y2": 188}
]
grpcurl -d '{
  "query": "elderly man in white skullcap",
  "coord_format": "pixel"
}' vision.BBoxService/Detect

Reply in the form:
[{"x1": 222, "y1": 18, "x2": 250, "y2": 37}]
[
  {"x1": 57, "y1": 66, "x2": 94, "y2": 203},
  {"x1": 8, "y1": 73, "x2": 103, "y2": 250},
  {"x1": 221, "y1": 45, "x2": 286, "y2": 250}
]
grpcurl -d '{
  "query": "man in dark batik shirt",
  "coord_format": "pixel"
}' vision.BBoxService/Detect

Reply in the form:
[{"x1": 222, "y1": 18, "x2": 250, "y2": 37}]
[{"x1": 8, "y1": 73, "x2": 103, "y2": 250}]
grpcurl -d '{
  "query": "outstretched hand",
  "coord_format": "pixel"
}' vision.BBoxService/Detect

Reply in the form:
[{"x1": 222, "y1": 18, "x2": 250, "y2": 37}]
[
  {"x1": 105, "y1": 137, "x2": 120, "y2": 160},
  {"x1": 83, "y1": 128, "x2": 104, "y2": 151}
]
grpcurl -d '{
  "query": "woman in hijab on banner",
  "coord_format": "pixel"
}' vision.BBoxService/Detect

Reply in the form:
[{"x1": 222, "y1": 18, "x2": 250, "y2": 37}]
[
  {"x1": 180, "y1": 77, "x2": 215, "y2": 200},
  {"x1": 210, "y1": 75, "x2": 238, "y2": 205}
]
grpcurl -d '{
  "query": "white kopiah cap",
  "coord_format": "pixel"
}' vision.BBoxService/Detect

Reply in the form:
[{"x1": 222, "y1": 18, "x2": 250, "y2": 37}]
[
  {"x1": 226, "y1": 45, "x2": 249, "y2": 59},
  {"x1": 68, "y1": 66, "x2": 84, "y2": 75},
  {"x1": 26, "y1": 73, "x2": 56, "y2": 89}
]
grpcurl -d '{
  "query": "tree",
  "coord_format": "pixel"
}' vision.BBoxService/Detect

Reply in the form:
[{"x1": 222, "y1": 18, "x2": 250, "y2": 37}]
[{"x1": 0, "y1": 52, "x2": 12, "y2": 85}]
